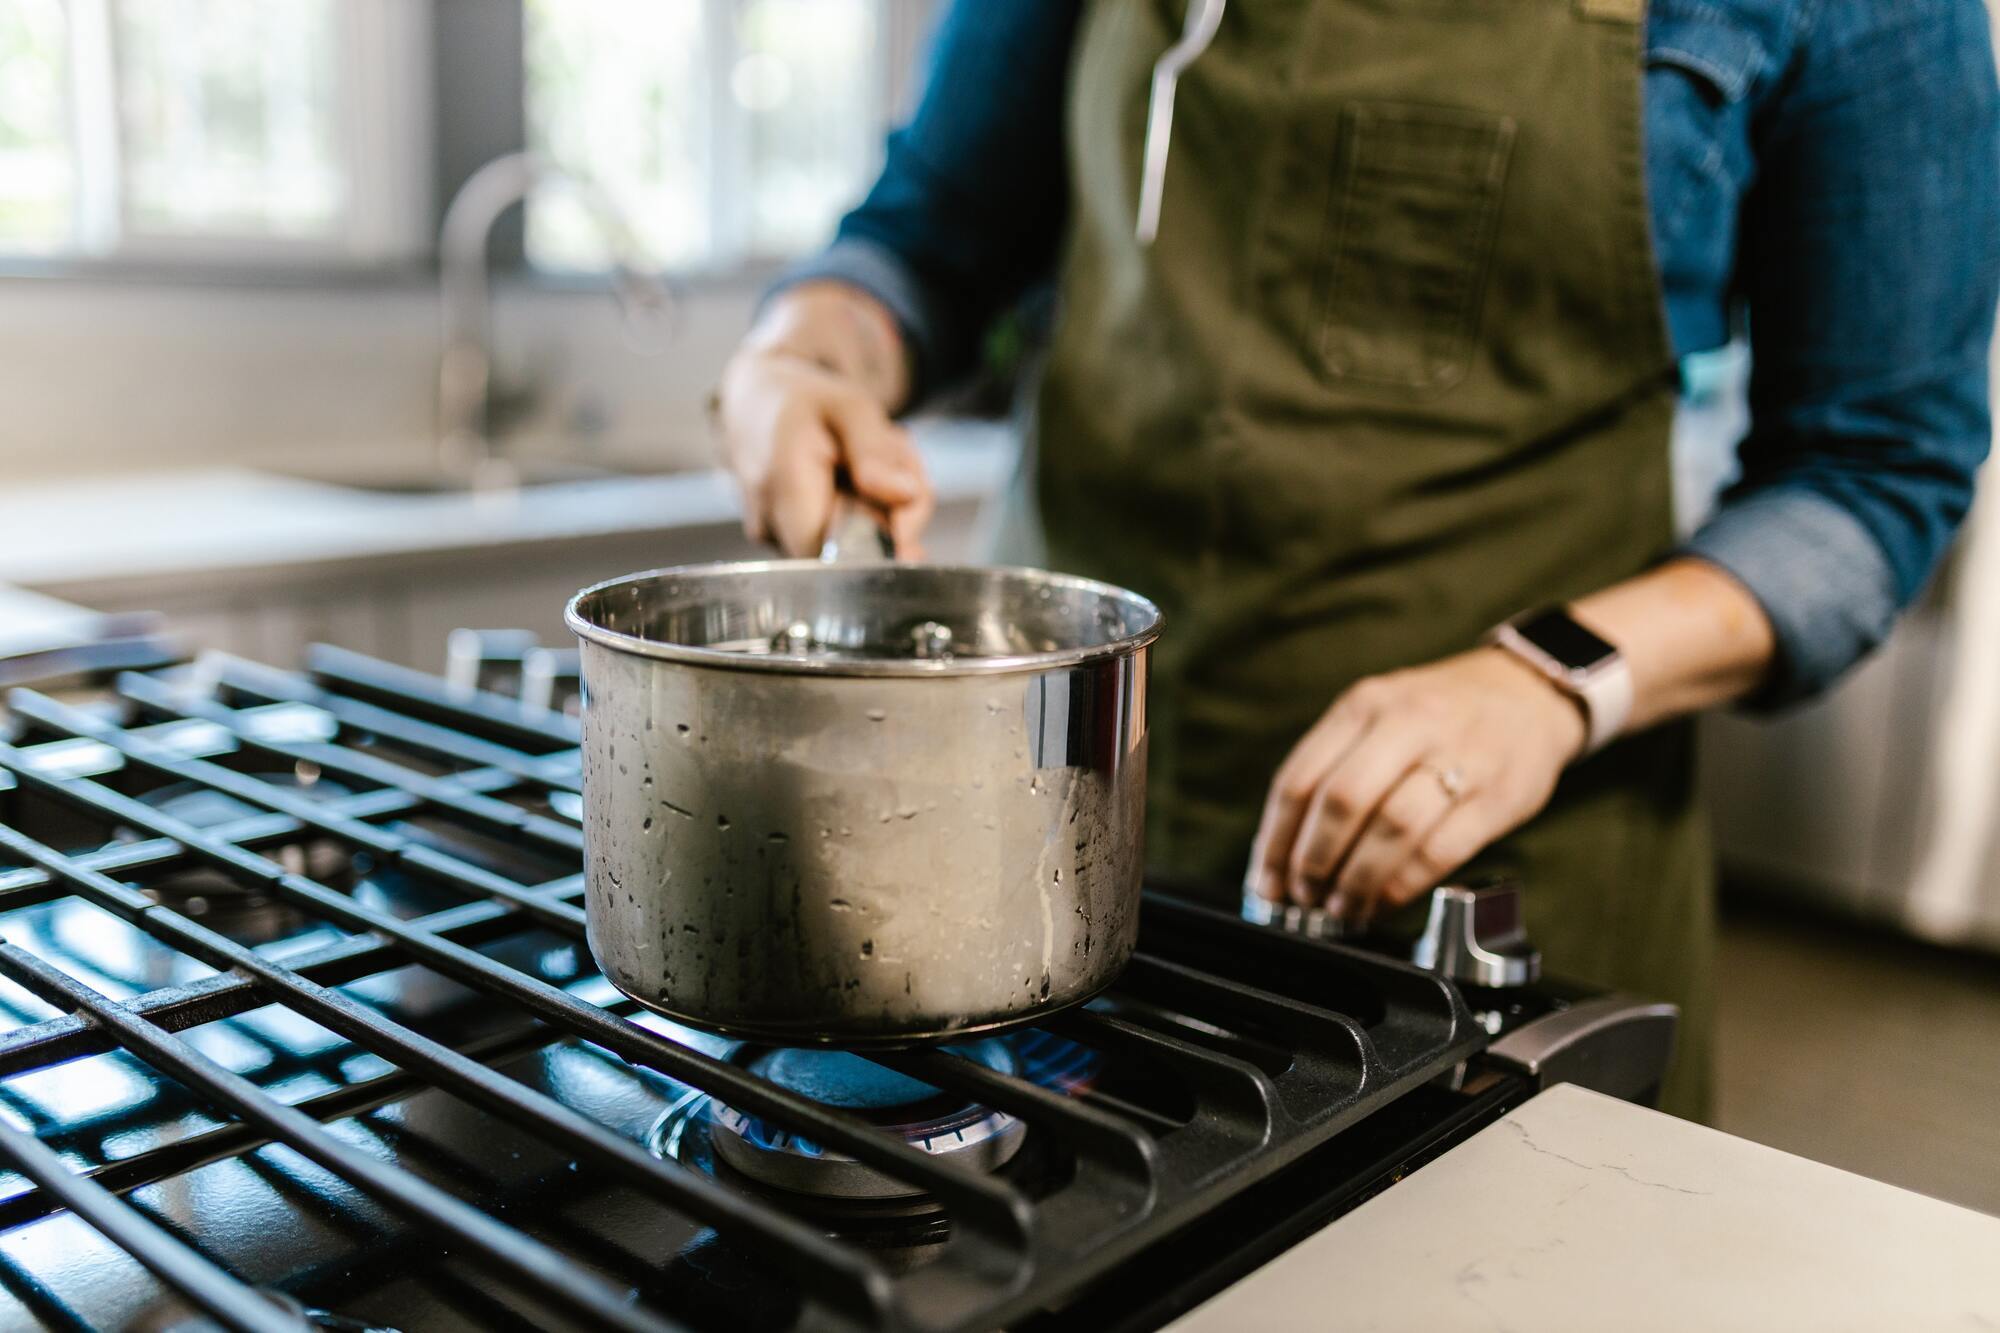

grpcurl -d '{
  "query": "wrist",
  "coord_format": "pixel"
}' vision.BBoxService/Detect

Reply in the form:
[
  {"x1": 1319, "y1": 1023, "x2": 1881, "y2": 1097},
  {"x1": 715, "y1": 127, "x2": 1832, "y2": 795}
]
[
  {"x1": 1480, "y1": 645, "x2": 1591, "y2": 763},
  {"x1": 1485, "y1": 607, "x2": 1632, "y2": 757},
  {"x1": 1570, "y1": 559, "x2": 1777, "y2": 727},
  {"x1": 751, "y1": 281, "x2": 910, "y2": 411}
]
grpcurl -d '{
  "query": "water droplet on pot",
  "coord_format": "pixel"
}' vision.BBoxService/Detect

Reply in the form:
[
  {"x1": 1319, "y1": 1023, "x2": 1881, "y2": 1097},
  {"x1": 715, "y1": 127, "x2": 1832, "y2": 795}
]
[{"x1": 865, "y1": 707, "x2": 887, "y2": 722}]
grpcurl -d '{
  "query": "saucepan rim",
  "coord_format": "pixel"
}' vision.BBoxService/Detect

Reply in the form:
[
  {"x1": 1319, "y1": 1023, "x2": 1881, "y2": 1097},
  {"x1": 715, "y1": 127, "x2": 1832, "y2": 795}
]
[{"x1": 565, "y1": 560, "x2": 1163, "y2": 678}]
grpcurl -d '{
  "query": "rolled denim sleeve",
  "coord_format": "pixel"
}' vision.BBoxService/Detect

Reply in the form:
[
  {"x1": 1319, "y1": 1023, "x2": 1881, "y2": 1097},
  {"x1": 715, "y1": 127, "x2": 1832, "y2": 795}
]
[
  {"x1": 771, "y1": 0, "x2": 1080, "y2": 404},
  {"x1": 1684, "y1": 489, "x2": 1901, "y2": 701},
  {"x1": 1682, "y1": 0, "x2": 1999, "y2": 707}
]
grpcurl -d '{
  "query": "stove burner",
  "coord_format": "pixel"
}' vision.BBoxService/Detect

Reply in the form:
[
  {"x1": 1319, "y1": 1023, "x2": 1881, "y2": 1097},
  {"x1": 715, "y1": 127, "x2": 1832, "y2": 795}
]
[
  {"x1": 648, "y1": 1031, "x2": 1105, "y2": 1206},
  {"x1": 1009, "y1": 1026, "x2": 1104, "y2": 1094},
  {"x1": 711, "y1": 1042, "x2": 1026, "y2": 1200}
]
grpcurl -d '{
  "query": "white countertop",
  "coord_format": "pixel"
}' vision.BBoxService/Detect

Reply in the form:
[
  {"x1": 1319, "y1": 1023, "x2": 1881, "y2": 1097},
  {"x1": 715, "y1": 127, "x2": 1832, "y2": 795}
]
[
  {"x1": 0, "y1": 584, "x2": 113, "y2": 655},
  {"x1": 0, "y1": 422, "x2": 1012, "y2": 599},
  {"x1": 1172, "y1": 1083, "x2": 2000, "y2": 1332}
]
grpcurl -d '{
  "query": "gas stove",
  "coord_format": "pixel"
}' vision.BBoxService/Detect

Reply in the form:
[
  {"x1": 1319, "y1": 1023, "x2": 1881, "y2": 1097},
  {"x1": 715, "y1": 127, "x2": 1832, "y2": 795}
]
[{"x1": 0, "y1": 630, "x2": 1675, "y2": 1332}]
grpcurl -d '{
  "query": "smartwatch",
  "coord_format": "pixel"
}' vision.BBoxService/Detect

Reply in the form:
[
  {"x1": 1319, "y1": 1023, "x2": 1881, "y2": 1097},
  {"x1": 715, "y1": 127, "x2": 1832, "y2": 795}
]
[{"x1": 1485, "y1": 607, "x2": 1632, "y2": 755}]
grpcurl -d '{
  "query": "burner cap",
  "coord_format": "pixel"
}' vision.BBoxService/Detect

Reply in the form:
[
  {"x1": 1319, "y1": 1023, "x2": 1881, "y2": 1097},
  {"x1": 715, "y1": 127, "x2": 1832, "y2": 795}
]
[{"x1": 708, "y1": 1041, "x2": 1026, "y2": 1200}]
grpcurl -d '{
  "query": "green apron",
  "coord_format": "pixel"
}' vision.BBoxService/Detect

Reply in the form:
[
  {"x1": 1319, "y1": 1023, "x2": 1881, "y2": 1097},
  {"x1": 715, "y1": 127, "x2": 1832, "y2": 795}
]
[{"x1": 997, "y1": 0, "x2": 1716, "y2": 1118}]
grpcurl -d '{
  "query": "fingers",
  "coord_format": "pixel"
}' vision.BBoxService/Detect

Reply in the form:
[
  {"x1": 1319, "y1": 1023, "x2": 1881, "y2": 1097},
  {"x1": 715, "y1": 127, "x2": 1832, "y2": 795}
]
[
  {"x1": 761, "y1": 415, "x2": 840, "y2": 556},
  {"x1": 826, "y1": 395, "x2": 923, "y2": 510},
  {"x1": 1332, "y1": 765, "x2": 1458, "y2": 925},
  {"x1": 1247, "y1": 699, "x2": 1374, "y2": 904},
  {"x1": 1372, "y1": 801, "x2": 1489, "y2": 915},
  {"x1": 1284, "y1": 722, "x2": 1427, "y2": 907},
  {"x1": 718, "y1": 353, "x2": 933, "y2": 559},
  {"x1": 886, "y1": 479, "x2": 935, "y2": 561},
  {"x1": 824, "y1": 397, "x2": 933, "y2": 559}
]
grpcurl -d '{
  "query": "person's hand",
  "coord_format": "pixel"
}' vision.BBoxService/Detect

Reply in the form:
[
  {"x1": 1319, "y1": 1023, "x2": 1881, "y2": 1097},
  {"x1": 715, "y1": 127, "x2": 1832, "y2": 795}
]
[
  {"x1": 714, "y1": 282, "x2": 933, "y2": 557},
  {"x1": 1246, "y1": 647, "x2": 1588, "y2": 925}
]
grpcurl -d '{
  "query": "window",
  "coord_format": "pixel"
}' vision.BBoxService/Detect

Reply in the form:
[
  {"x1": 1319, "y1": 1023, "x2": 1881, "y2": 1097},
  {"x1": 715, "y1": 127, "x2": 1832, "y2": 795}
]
[
  {"x1": 0, "y1": 0, "x2": 921, "y2": 275},
  {"x1": 0, "y1": 0, "x2": 428, "y2": 264},
  {"x1": 0, "y1": 0, "x2": 74, "y2": 253},
  {"x1": 116, "y1": 0, "x2": 346, "y2": 241},
  {"x1": 523, "y1": 0, "x2": 908, "y2": 275}
]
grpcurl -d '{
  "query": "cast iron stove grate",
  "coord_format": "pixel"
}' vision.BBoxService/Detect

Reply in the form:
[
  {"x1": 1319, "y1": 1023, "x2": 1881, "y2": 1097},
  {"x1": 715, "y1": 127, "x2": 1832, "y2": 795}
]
[{"x1": 0, "y1": 644, "x2": 1481, "y2": 1332}]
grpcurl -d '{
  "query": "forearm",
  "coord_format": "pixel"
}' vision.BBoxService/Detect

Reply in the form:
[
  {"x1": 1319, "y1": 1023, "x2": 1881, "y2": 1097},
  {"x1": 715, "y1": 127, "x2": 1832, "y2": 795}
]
[
  {"x1": 1570, "y1": 556, "x2": 1777, "y2": 735},
  {"x1": 770, "y1": 1, "x2": 1077, "y2": 400}
]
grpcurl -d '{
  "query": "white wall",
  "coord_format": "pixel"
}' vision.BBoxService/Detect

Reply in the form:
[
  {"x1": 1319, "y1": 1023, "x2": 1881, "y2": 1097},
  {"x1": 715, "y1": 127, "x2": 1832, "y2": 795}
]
[{"x1": 0, "y1": 272, "x2": 757, "y2": 482}]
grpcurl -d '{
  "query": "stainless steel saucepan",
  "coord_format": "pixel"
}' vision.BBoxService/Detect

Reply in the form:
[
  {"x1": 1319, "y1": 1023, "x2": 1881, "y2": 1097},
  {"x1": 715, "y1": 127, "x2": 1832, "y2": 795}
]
[{"x1": 565, "y1": 554, "x2": 1160, "y2": 1046}]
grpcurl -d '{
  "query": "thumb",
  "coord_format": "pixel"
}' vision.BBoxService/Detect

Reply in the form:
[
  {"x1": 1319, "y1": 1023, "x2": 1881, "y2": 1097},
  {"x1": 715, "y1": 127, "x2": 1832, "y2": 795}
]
[{"x1": 825, "y1": 395, "x2": 925, "y2": 510}]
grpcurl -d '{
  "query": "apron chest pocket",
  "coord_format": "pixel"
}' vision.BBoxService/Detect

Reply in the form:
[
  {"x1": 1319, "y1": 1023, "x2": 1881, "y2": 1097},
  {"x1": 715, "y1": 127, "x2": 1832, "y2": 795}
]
[{"x1": 1312, "y1": 102, "x2": 1516, "y2": 391}]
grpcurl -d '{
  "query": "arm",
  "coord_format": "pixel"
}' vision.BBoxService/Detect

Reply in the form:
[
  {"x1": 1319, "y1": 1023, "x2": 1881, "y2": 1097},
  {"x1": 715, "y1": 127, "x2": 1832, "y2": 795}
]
[
  {"x1": 717, "y1": 1, "x2": 1079, "y2": 555},
  {"x1": 794, "y1": 0, "x2": 1082, "y2": 403},
  {"x1": 1252, "y1": 0, "x2": 2000, "y2": 918},
  {"x1": 1683, "y1": 0, "x2": 2000, "y2": 707},
  {"x1": 1246, "y1": 561, "x2": 1773, "y2": 919}
]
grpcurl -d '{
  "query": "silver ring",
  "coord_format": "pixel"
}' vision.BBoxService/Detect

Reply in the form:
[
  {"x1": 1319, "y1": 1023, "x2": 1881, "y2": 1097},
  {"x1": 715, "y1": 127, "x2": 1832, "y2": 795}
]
[{"x1": 1431, "y1": 764, "x2": 1467, "y2": 801}]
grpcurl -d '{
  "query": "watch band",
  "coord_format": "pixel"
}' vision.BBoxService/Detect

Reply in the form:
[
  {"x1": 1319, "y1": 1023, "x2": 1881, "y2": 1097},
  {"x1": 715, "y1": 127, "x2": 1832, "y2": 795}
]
[{"x1": 1486, "y1": 612, "x2": 1633, "y2": 756}]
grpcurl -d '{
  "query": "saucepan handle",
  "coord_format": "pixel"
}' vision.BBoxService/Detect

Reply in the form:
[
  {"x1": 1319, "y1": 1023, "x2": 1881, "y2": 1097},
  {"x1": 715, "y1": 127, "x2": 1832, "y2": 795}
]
[{"x1": 819, "y1": 492, "x2": 896, "y2": 565}]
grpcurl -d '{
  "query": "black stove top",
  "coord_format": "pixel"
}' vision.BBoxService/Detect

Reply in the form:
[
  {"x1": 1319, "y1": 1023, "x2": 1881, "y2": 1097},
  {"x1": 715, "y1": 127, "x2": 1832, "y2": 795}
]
[{"x1": 0, "y1": 638, "x2": 1671, "y2": 1332}]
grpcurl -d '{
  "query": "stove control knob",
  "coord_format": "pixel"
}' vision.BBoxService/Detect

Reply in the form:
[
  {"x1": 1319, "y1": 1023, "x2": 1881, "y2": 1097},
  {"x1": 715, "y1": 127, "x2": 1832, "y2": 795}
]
[
  {"x1": 1413, "y1": 883, "x2": 1541, "y2": 987},
  {"x1": 1241, "y1": 882, "x2": 1350, "y2": 940}
]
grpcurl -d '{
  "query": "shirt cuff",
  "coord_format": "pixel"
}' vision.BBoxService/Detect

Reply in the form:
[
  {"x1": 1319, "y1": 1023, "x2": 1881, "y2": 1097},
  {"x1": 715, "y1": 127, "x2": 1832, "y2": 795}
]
[
  {"x1": 1680, "y1": 488, "x2": 1903, "y2": 709},
  {"x1": 764, "y1": 237, "x2": 944, "y2": 407}
]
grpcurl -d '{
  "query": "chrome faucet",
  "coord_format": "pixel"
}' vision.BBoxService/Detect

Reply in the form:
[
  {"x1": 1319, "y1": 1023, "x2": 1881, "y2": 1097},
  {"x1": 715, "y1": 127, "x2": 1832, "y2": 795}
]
[{"x1": 436, "y1": 152, "x2": 672, "y2": 489}]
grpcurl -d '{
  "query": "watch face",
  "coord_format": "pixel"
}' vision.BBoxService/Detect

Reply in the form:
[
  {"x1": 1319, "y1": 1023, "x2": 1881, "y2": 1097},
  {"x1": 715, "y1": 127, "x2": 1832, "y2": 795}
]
[{"x1": 1514, "y1": 608, "x2": 1617, "y2": 672}]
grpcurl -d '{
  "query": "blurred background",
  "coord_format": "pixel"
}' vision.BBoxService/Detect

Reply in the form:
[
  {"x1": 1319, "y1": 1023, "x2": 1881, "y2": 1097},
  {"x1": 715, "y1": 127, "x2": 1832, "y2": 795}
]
[
  {"x1": 0, "y1": 0, "x2": 933, "y2": 482},
  {"x1": 1, "y1": 0, "x2": 1997, "y2": 1217}
]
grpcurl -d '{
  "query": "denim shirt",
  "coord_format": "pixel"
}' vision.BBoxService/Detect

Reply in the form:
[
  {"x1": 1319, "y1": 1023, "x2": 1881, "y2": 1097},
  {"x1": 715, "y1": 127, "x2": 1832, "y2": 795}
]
[{"x1": 786, "y1": 0, "x2": 2000, "y2": 705}]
